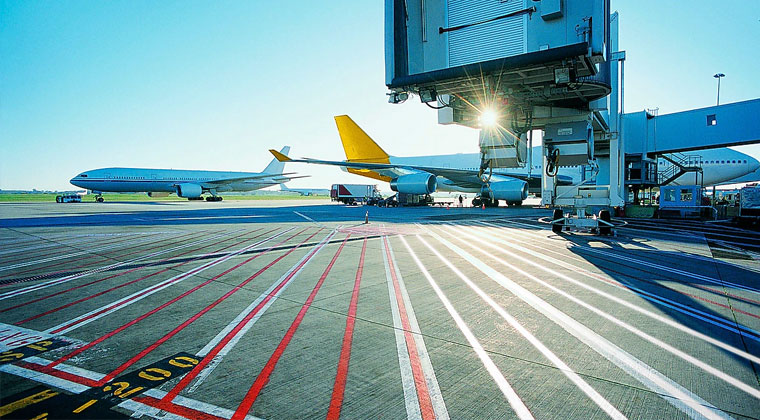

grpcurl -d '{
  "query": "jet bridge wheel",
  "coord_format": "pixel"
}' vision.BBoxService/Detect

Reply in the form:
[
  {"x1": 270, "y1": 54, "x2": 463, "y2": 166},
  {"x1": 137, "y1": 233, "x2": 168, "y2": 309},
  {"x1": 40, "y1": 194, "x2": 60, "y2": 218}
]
[
  {"x1": 96, "y1": 196, "x2": 104, "y2": 203},
  {"x1": 551, "y1": 209, "x2": 564, "y2": 234},
  {"x1": 598, "y1": 210, "x2": 612, "y2": 235}
]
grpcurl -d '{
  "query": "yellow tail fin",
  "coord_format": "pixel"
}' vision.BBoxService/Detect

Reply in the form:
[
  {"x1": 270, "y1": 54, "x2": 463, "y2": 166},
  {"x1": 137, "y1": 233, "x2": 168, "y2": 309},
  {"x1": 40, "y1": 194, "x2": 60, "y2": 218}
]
[{"x1": 334, "y1": 115, "x2": 390, "y2": 164}]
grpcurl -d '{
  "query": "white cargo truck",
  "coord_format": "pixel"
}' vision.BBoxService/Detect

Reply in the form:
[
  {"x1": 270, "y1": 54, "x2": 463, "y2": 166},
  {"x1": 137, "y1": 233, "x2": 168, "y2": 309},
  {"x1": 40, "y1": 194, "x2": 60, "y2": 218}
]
[
  {"x1": 330, "y1": 184, "x2": 381, "y2": 205},
  {"x1": 738, "y1": 184, "x2": 760, "y2": 227}
]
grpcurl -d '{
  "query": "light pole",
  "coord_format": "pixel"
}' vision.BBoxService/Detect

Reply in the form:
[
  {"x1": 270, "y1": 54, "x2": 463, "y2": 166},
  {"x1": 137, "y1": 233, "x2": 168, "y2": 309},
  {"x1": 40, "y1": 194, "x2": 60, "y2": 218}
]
[{"x1": 714, "y1": 73, "x2": 725, "y2": 106}]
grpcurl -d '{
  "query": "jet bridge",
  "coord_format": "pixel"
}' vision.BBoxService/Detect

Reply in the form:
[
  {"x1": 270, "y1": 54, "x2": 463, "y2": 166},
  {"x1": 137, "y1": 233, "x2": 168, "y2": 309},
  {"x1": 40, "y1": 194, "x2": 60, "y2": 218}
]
[{"x1": 385, "y1": 0, "x2": 624, "y2": 232}]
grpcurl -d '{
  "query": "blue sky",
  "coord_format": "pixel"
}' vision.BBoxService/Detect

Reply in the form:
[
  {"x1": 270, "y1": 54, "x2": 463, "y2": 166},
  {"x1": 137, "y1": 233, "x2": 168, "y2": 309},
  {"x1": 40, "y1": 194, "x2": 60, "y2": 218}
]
[{"x1": 1, "y1": 0, "x2": 759, "y2": 190}]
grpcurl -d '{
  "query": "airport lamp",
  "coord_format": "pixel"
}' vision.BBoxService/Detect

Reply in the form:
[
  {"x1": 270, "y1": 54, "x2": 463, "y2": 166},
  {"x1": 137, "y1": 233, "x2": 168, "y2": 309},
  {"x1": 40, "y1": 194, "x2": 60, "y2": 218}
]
[
  {"x1": 479, "y1": 108, "x2": 499, "y2": 127},
  {"x1": 714, "y1": 73, "x2": 725, "y2": 106}
]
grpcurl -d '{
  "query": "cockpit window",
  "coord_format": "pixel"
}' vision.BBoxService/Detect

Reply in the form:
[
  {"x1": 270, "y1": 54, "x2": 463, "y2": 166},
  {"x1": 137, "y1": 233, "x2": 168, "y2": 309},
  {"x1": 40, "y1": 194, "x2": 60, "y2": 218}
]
[{"x1": 79, "y1": 174, "x2": 88, "y2": 178}]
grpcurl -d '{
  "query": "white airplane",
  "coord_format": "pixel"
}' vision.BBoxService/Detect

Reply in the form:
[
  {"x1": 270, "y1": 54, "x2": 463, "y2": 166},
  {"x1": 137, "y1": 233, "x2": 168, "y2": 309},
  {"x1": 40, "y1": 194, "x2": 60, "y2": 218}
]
[
  {"x1": 70, "y1": 146, "x2": 304, "y2": 202},
  {"x1": 279, "y1": 184, "x2": 330, "y2": 196},
  {"x1": 270, "y1": 116, "x2": 760, "y2": 207}
]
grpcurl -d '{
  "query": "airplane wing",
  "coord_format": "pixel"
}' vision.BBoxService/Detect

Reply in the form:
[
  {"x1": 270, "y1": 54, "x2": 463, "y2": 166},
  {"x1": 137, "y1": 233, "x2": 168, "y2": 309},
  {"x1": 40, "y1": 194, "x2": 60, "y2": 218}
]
[
  {"x1": 269, "y1": 149, "x2": 543, "y2": 188},
  {"x1": 202, "y1": 172, "x2": 303, "y2": 186}
]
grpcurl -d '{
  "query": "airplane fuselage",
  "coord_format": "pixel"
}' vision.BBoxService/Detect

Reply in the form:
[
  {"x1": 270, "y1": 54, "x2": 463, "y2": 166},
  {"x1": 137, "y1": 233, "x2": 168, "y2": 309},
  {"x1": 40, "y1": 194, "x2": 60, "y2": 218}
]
[
  {"x1": 384, "y1": 146, "x2": 758, "y2": 193},
  {"x1": 70, "y1": 168, "x2": 281, "y2": 194}
]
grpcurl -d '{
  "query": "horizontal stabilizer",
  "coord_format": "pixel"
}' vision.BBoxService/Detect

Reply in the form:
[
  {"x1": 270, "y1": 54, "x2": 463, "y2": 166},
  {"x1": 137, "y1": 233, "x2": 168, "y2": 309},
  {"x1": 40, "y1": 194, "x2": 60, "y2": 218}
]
[{"x1": 269, "y1": 149, "x2": 293, "y2": 162}]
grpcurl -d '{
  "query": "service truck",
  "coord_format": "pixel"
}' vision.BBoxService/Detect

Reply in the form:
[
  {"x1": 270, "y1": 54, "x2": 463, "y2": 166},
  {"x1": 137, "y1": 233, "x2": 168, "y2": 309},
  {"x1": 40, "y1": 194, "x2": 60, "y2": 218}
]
[
  {"x1": 738, "y1": 184, "x2": 760, "y2": 227},
  {"x1": 330, "y1": 184, "x2": 381, "y2": 205}
]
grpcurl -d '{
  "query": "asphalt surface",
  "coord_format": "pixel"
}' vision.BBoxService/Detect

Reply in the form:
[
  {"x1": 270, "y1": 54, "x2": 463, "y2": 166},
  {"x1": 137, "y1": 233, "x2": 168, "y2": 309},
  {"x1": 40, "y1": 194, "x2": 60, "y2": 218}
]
[{"x1": 0, "y1": 199, "x2": 759, "y2": 419}]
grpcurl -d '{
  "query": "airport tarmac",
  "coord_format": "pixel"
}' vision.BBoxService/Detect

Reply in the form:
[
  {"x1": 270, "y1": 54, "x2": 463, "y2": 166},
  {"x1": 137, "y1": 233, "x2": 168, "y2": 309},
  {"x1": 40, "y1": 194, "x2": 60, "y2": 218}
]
[{"x1": 0, "y1": 199, "x2": 759, "y2": 419}]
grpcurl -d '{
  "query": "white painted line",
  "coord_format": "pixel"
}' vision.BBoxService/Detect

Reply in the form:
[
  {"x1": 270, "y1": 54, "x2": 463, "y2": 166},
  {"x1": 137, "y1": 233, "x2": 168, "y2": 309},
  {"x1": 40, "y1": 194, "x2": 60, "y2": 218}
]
[
  {"x1": 398, "y1": 235, "x2": 535, "y2": 420},
  {"x1": 385, "y1": 237, "x2": 449, "y2": 420},
  {"x1": 441, "y1": 225, "x2": 760, "y2": 400},
  {"x1": 0, "y1": 322, "x2": 85, "y2": 352},
  {"x1": 44, "y1": 229, "x2": 294, "y2": 335},
  {"x1": 0, "y1": 229, "x2": 240, "y2": 301},
  {"x1": 463, "y1": 223, "x2": 760, "y2": 363},
  {"x1": 382, "y1": 236, "x2": 422, "y2": 420},
  {"x1": 4, "y1": 358, "x2": 263, "y2": 420},
  {"x1": 0, "y1": 234, "x2": 166, "y2": 272},
  {"x1": 424, "y1": 226, "x2": 731, "y2": 420},
  {"x1": 414, "y1": 234, "x2": 627, "y2": 419},
  {"x1": 186, "y1": 229, "x2": 337, "y2": 393}
]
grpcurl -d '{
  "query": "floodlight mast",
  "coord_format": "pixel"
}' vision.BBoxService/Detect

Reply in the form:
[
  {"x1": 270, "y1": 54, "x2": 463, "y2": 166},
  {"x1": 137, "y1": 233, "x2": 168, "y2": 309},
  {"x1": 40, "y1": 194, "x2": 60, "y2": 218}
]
[{"x1": 714, "y1": 73, "x2": 725, "y2": 106}]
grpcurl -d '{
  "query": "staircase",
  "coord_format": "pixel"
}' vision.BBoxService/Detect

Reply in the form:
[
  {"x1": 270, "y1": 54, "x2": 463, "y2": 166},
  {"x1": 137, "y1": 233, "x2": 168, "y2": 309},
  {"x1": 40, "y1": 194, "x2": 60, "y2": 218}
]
[{"x1": 658, "y1": 153, "x2": 704, "y2": 186}]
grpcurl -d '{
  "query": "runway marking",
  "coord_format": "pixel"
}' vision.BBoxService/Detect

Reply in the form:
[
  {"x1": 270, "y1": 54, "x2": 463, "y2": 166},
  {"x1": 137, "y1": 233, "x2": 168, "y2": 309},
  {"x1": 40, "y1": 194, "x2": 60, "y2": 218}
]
[
  {"x1": 490, "y1": 220, "x2": 760, "y2": 295},
  {"x1": 0, "y1": 337, "x2": 70, "y2": 365},
  {"x1": 465, "y1": 223, "x2": 760, "y2": 361},
  {"x1": 3, "y1": 229, "x2": 258, "y2": 318},
  {"x1": 6, "y1": 353, "x2": 201, "y2": 419},
  {"x1": 47, "y1": 228, "x2": 302, "y2": 372},
  {"x1": 165, "y1": 229, "x2": 338, "y2": 401},
  {"x1": 0, "y1": 231, "x2": 177, "y2": 268},
  {"x1": 483, "y1": 221, "x2": 760, "y2": 309},
  {"x1": 231, "y1": 234, "x2": 350, "y2": 419},
  {"x1": 327, "y1": 236, "x2": 367, "y2": 420},
  {"x1": 294, "y1": 210, "x2": 330, "y2": 229},
  {"x1": 0, "y1": 229, "x2": 240, "y2": 302},
  {"x1": 417, "y1": 233, "x2": 627, "y2": 419},
  {"x1": 398, "y1": 235, "x2": 534, "y2": 420},
  {"x1": 0, "y1": 231, "x2": 160, "y2": 267},
  {"x1": 0, "y1": 229, "x2": 184, "y2": 274},
  {"x1": 99, "y1": 228, "x2": 316, "y2": 385},
  {"x1": 382, "y1": 235, "x2": 448, "y2": 420},
  {"x1": 425, "y1": 226, "x2": 732, "y2": 420},
  {"x1": 2, "y1": 356, "x2": 263, "y2": 420},
  {"x1": 13, "y1": 230, "x2": 267, "y2": 323},
  {"x1": 441, "y1": 225, "x2": 760, "y2": 400},
  {"x1": 43, "y1": 228, "x2": 295, "y2": 337}
]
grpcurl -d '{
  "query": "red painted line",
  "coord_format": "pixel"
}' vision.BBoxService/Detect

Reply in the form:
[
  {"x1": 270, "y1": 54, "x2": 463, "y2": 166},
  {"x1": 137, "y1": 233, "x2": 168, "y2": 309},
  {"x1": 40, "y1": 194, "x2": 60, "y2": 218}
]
[
  {"x1": 522, "y1": 239, "x2": 760, "y2": 314},
  {"x1": 327, "y1": 237, "x2": 367, "y2": 420},
  {"x1": 134, "y1": 395, "x2": 228, "y2": 420},
  {"x1": 3, "y1": 229, "x2": 256, "y2": 316},
  {"x1": 13, "y1": 229, "x2": 266, "y2": 324},
  {"x1": 98, "y1": 228, "x2": 317, "y2": 385},
  {"x1": 17, "y1": 360, "x2": 230, "y2": 420},
  {"x1": 162, "y1": 229, "x2": 333, "y2": 403},
  {"x1": 232, "y1": 234, "x2": 350, "y2": 420},
  {"x1": 19, "y1": 361, "x2": 101, "y2": 388},
  {"x1": 383, "y1": 236, "x2": 435, "y2": 420},
  {"x1": 47, "y1": 228, "x2": 308, "y2": 370},
  {"x1": 0, "y1": 230, "x2": 201, "y2": 281},
  {"x1": 0, "y1": 233, "x2": 149, "y2": 266}
]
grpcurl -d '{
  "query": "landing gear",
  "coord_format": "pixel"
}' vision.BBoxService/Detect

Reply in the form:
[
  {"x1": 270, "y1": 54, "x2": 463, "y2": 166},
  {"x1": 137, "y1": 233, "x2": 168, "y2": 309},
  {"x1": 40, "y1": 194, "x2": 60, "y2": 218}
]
[
  {"x1": 96, "y1": 196, "x2": 104, "y2": 203},
  {"x1": 205, "y1": 196, "x2": 223, "y2": 202},
  {"x1": 507, "y1": 200, "x2": 523, "y2": 207},
  {"x1": 598, "y1": 209, "x2": 612, "y2": 235},
  {"x1": 551, "y1": 209, "x2": 564, "y2": 234},
  {"x1": 472, "y1": 196, "x2": 498, "y2": 207}
]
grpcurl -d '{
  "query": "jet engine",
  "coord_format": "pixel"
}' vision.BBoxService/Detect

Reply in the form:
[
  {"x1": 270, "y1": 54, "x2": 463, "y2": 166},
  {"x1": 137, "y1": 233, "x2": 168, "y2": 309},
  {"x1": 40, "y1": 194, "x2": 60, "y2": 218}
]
[
  {"x1": 176, "y1": 184, "x2": 203, "y2": 198},
  {"x1": 390, "y1": 173, "x2": 437, "y2": 194},
  {"x1": 147, "y1": 192, "x2": 169, "y2": 198},
  {"x1": 485, "y1": 179, "x2": 528, "y2": 202}
]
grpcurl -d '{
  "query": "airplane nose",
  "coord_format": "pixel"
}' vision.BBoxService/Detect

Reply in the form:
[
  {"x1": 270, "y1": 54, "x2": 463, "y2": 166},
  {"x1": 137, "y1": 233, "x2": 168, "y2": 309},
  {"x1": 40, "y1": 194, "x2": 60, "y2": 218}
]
[{"x1": 750, "y1": 157, "x2": 760, "y2": 173}]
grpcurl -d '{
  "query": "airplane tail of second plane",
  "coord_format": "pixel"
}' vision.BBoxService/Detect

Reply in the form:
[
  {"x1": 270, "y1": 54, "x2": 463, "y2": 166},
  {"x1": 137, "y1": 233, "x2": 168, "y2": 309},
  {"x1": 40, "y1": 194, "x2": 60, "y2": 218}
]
[
  {"x1": 334, "y1": 115, "x2": 391, "y2": 164},
  {"x1": 263, "y1": 146, "x2": 290, "y2": 174}
]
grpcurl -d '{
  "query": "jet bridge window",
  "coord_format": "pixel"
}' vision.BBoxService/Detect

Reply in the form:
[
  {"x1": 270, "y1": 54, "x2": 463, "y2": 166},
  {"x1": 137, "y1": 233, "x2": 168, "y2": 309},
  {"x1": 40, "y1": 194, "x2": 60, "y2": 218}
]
[
  {"x1": 707, "y1": 114, "x2": 717, "y2": 126},
  {"x1": 680, "y1": 189, "x2": 693, "y2": 202},
  {"x1": 664, "y1": 189, "x2": 676, "y2": 202}
]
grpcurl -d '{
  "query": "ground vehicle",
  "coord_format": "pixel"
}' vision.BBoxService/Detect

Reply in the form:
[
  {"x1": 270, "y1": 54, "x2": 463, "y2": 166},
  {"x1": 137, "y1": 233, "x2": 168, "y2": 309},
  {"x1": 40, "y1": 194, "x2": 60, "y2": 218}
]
[
  {"x1": 55, "y1": 194, "x2": 82, "y2": 203},
  {"x1": 737, "y1": 184, "x2": 760, "y2": 228},
  {"x1": 330, "y1": 184, "x2": 381, "y2": 205}
]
